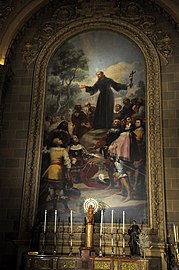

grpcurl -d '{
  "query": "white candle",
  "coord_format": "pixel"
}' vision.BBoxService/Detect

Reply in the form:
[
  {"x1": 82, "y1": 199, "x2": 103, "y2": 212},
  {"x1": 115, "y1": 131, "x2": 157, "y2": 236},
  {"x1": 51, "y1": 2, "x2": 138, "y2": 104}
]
[
  {"x1": 99, "y1": 235, "x2": 102, "y2": 248},
  {"x1": 54, "y1": 210, "x2": 57, "y2": 233},
  {"x1": 122, "y1": 211, "x2": 125, "y2": 234},
  {"x1": 111, "y1": 210, "x2": 114, "y2": 234},
  {"x1": 176, "y1": 225, "x2": 179, "y2": 242},
  {"x1": 100, "y1": 210, "x2": 104, "y2": 236},
  {"x1": 70, "y1": 210, "x2": 73, "y2": 233},
  {"x1": 174, "y1": 224, "x2": 177, "y2": 242},
  {"x1": 44, "y1": 210, "x2": 47, "y2": 233}
]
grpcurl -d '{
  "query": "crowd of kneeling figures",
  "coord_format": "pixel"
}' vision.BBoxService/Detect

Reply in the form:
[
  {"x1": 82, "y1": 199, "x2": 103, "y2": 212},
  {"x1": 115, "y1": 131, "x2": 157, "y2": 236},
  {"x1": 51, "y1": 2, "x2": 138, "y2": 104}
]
[{"x1": 39, "y1": 108, "x2": 146, "y2": 214}]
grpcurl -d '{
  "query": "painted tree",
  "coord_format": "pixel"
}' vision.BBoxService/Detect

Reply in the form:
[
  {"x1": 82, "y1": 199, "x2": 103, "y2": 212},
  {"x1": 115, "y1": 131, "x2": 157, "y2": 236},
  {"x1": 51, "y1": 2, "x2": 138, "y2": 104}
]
[{"x1": 47, "y1": 42, "x2": 89, "y2": 114}]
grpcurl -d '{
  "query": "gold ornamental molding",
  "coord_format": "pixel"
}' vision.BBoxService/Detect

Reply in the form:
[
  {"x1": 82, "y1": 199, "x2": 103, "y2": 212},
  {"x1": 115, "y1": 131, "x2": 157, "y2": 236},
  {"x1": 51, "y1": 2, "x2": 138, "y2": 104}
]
[
  {"x1": 0, "y1": 0, "x2": 177, "y2": 65},
  {"x1": 19, "y1": 14, "x2": 166, "y2": 251},
  {"x1": 94, "y1": 261, "x2": 111, "y2": 269},
  {"x1": 21, "y1": 0, "x2": 174, "y2": 70},
  {"x1": 60, "y1": 259, "x2": 76, "y2": 269},
  {"x1": 121, "y1": 262, "x2": 138, "y2": 270}
]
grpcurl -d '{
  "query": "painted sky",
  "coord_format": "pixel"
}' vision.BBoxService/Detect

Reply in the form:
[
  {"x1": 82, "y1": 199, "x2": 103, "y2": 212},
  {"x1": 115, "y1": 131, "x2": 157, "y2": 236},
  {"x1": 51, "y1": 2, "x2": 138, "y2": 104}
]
[{"x1": 65, "y1": 30, "x2": 146, "y2": 85}]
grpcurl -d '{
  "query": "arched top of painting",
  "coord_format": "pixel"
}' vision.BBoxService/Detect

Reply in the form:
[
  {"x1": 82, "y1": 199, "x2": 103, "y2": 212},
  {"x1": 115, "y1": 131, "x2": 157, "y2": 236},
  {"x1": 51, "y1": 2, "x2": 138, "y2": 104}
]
[
  {"x1": 47, "y1": 29, "x2": 146, "y2": 91},
  {"x1": 34, "y1": 17, "x2": 160, "y2": 81},
  {"x1": 21, "y1": 16, "x2": 164, "y2": 240},
  {"x1": 48, "y1": 28, "x2": 145, "y2": 66}
]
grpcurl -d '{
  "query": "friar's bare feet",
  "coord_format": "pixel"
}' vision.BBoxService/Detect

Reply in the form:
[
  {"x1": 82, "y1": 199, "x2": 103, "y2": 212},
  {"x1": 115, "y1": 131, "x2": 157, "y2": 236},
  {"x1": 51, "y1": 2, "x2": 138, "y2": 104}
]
[
  {"x1": 116, "y1": 191, "x2": 123, "y2": 195},
  {"x1": 123, "y1": 196, "x2": 131, "y2": 203}
]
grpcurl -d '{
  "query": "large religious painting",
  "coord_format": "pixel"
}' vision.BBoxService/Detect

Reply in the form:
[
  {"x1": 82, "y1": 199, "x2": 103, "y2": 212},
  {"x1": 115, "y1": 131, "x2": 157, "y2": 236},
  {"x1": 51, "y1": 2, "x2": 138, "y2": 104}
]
[{"x1": 38, "y1": 30, "x2": 147, "y2": 225}]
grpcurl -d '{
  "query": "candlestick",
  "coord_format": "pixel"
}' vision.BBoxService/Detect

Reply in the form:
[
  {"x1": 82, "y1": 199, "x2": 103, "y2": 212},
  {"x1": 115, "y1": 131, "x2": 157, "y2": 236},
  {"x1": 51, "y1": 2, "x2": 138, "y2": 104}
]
[
  {"x1": 111, "y1": 238, "x2": 114, "y2": 256},
  {"x1": 70, "y1": 210, "x2": 73, "y2": 233},
  {"x1": 99, "y1": 235, "x2": 103, "y2": 257},
  {"x1": 53, "y1": 233, "x2": 57, "y2": 255},
  {"x1": 44, "y1": 210, "x2": 47, "y2": 233},
  {"x1": 99, "y1": 236, "x2": 102, "y2": 248},
  {"x1": 122, "y1": 211, "x2": 125, "y2": 234},
  {"x1": 69, "y1": 234, "x2": 73, "y2": 256},
  {"x1": 100, "y1": 210, "x2": 104, "y2": 236},
  {"x1": 54, "y1": 210, "x2": 57, "y2": 233},
  {"x1": 122, "y1": 236, "x2": 125, "y2": 249},
  {"x1": 122, "y1": 211, "x2": 125, "y2": 256},
  {"x1": 174, "y1": 224, "x2": 177, "y2": 243},
  {"x1": 111, "y1": 210, "x2": 114, "y2": 234},
  {"x1": 99, "y1": 210, "x2": 104, "y2": 257}
]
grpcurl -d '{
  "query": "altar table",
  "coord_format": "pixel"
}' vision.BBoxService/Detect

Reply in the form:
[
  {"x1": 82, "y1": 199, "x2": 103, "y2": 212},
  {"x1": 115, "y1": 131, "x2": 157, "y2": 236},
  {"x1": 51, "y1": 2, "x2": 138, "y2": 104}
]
[{"x1": 24, "y1": 254, "x2": 149, "y2": 270}]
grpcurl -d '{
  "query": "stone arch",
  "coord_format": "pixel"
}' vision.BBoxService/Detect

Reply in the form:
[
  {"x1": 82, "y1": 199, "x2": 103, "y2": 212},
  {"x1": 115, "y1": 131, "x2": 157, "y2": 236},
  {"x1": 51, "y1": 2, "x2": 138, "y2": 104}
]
[
  {"x1": 0, "y1": 0, "x2": 48, "y2": 64},
  {"x1": 19, "y1": 17, "x2": 165, "y2": 248}
]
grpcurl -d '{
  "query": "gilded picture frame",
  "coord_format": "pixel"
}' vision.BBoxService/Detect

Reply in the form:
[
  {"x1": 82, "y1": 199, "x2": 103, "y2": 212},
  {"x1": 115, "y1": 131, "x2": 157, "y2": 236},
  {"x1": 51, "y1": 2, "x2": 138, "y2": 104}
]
[{"x1": 19, "y1": 18, "x2": 166, "y2": 250}]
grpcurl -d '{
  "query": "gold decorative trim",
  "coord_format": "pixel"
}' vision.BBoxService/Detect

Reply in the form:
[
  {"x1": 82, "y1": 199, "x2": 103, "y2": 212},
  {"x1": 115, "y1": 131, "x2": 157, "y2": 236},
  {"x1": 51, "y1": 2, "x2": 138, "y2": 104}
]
[
  {"x1": 94, "y1": 261, "x2": 111, "y2": 270},
  {"x1": 141, "y1": 261, "x2": 147, "y2": 270},
  {"x1": 19, "y1": 15, "x2": 165, "y2": 251},
  {"x1": 34, "y1": 258, "x2": 51, "y2": 268},
  {"x1": 60, "y1": 259, "x2": 76, "y2": 269},
  {"x1": 22, "y1": 1, "x2": 174, "y2": 69},
  {"x1": 0, "y1": 0, "x2": 177, "y2": 66},
  {"x1": 121, "y1": 262, "x2": 138, "y2": 270},
  {"x1": 84, "y1": 198, "x2": 99, "y2": 214},
  {"x1": 113, "y1": 260, "x2": 118, "y2": 270}
]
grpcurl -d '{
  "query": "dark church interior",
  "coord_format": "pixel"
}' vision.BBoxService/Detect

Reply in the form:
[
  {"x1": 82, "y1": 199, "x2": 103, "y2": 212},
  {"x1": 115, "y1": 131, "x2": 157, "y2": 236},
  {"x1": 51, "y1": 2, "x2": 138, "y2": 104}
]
[{"x1": 0, "y1": 1, "x2": 179, "y2": 269}]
